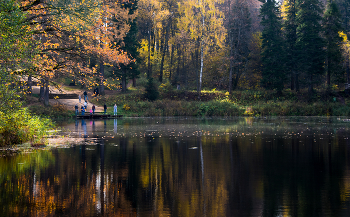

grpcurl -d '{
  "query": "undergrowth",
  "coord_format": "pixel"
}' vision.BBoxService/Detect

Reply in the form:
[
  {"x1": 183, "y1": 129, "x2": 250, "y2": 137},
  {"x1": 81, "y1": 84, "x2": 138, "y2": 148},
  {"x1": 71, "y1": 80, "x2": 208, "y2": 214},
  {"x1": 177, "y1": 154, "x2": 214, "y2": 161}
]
[{"x1": 86, "y1": 88, "x2": 350, "y2": 117}]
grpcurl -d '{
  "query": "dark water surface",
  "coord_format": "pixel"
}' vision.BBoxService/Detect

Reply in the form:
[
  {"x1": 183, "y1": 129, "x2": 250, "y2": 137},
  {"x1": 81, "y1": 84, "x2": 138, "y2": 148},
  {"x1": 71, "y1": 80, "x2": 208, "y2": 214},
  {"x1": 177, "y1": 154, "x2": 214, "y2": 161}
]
[{"x1": 2, "y1": 117, "x2": 350, "y2": 216}]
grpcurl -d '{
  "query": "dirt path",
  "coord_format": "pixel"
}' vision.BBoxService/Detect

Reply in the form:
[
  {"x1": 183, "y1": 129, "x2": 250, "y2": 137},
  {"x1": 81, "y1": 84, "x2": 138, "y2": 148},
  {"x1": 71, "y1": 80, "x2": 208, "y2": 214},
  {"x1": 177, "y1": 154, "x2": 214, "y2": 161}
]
[{"x1": 31, "y1": 86, "x2": 104, "y2": 112}]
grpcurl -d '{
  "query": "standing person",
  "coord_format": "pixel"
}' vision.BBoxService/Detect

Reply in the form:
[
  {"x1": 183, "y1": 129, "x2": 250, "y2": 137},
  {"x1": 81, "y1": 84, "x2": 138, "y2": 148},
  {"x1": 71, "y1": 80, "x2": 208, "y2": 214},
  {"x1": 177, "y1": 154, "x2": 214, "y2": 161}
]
[
  {"x1": 83, "y1": 90, "x2": 87, "y2": 101},
  {"x1": 81, "y1": 105, "x2": 85, "y2": 115},
  {"x1": 78, "y1": 94, "x2": 81, "y2": 103},
  {"x1": 84, "y1": 100, "x2": 88, "y2": 110},
  {"x1": 92, "y1": 104, "x2": 95, "y2": 114},
  {"x1": 114, "y1": 104, "x2": 117, "y2": 115},
  {"x1": 90, "y1": 108, "x2": 93, "y2": 115},
  {"x1": 75, "y1": 104, "x2": 79, "y2": 115},
  {"x1": 104, "y1": 104, "x2": 107, "y2": 114}
]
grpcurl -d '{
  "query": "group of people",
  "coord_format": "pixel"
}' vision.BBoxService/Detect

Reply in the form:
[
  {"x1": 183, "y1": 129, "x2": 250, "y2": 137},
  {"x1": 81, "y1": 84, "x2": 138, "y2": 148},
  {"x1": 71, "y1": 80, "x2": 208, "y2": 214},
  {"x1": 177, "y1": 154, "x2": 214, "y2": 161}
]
[
  {"x1": 75, "y1": 101, "x2": 96, "y2": 115},
  {"x1": 75, "y1": 90, "x2": 118, "y2": 116}
]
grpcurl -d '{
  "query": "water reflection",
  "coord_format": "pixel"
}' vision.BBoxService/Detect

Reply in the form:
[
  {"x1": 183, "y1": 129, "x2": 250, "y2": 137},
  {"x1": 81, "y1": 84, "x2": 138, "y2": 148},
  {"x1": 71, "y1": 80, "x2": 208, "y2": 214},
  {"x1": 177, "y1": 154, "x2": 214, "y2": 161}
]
[{"x1": 2, "y1": 117, "x2": 350, "y2": 216}]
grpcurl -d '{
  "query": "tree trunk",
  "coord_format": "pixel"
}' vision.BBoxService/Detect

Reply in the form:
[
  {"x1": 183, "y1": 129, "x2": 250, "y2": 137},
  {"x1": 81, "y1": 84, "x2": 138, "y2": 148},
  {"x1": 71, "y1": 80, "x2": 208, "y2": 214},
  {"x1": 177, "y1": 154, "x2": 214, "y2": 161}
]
[
  {"x1": 169, "y1": 44, "x2": 174, "y2": 81},
  {"x1": 99, "y1": 61, "x2": 105, "y2": 95},
  {"x1": 27, "y1": 75, "x2": 32, "y2": 95},
  {"x1": 198, "y1": 1, "x2": 205, "y2": 100},
  {"x1": 291, "y1": 72, "x2": 295, "y2": 90},
  {"x1": 175, "y1": 45, "x2": 181, "y2": 85},
  {"x1": 122, "y1": 68, "x2": 127, "y2": 93},
  {"x1": 295, "y1": 72, "x2": 299, "y2": 92},
  {"x1": 327, "y1": 56, "x2": 331, "y2": 90},
  {"x1": 232, "y1": 68, "x2": 239, "y2": 91},
  {"x1": 308, "y1": 74, "x2": 313, "y2": 96},
  {"x1": 133, "y1": 77, "x2": 136, "y2": 87},
  {"x1": 40, "y1": 79, "x2": 45, "y2": 102},
  {"x1": 228, "y1": 0, "x2": 233, "y2": 94},
  {"x1": 183, "y1": 46, "x2": 187, "y2": 88},
  {"x1": 159, "y1": 40, "x2": 165, "y2": 83},
  {"x1": 44, "y1": 80, "x2": 49, "y2": 106},
  {"x1": 347, "y1": 58, "x2": 350, "y2": 85},
  {"x1": 198, "y1": 42, "x2": 203, "y2": 99},
  {"x1": 159, "y1": 23, "x2": 170, "y2": 83},
  {"x1": 147, "y1": 29, "x2": 152, "y2": 79}
]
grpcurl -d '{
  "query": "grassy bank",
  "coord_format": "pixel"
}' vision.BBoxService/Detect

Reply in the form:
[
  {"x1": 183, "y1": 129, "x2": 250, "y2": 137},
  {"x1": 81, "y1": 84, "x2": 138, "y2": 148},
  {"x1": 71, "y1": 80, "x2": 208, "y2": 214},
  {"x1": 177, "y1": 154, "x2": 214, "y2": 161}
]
[
  {"x1": 28, "y1": 104, "x2": 75, "y2": 119},
  {"x1": 90, "y1": 89, "x2": 350, "y2": 117}
]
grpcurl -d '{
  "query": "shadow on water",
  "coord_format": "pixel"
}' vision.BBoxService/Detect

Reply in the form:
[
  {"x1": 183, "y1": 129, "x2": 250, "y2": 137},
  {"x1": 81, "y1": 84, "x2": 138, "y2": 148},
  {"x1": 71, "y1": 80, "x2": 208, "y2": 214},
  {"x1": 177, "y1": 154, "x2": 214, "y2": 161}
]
[{"x1": 2, "y1": 117, "x2": 350, "y2": 216}]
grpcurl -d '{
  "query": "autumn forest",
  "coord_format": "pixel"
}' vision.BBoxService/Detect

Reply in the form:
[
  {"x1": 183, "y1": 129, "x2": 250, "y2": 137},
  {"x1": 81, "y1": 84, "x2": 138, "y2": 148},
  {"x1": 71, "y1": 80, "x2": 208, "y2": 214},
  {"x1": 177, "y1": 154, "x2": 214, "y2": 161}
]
[
  {"x1": 2, "y1": 0, "x2": 350, "y2": 145},
  {"x1": 3, "y1": 0, "x2": 350, "y2": 98}
]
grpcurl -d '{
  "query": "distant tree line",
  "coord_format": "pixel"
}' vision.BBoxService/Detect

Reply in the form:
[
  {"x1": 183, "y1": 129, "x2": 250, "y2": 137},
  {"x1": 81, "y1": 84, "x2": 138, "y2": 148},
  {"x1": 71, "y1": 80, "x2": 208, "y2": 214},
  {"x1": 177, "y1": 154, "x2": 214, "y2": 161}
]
[{"x1": 135, "y1": 0, "x2": 350, "y2": 96}]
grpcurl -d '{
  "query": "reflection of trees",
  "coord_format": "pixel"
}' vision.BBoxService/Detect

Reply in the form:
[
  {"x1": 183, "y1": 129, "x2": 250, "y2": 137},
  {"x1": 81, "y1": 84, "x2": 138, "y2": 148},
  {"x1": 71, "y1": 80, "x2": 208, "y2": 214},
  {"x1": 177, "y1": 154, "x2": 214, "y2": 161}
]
[
  {"x1": 261, "y1": 131, "x2": 348, "y2": 216},
  {"x1": 2, "y1": 127, "x2": 350, "y2": 216},
  {"x1": 0, "y1": 151, "x2": 55, "y2": 216}
]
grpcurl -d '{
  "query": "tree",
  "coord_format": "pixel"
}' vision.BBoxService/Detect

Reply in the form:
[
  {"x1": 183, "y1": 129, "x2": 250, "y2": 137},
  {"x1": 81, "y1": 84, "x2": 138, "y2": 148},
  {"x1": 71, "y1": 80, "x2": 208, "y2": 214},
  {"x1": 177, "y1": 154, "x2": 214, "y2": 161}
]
[
  {"x1": 227, "y1": 0, "x2": 251, "y2": 93},
  {"x1": 259, "y1": 0, "x2": 286, "y2": 94},
  {"x1": 0, "y1": 0, "x2": 32, "y2": 111},
  {"x1": 323, "y1": 0, "x2": 343, "y2": 90},
  {"x1": 283, "y1": 0, "x2": 299, "y2": 91},
  {"x1": 113, "y1": 0, "x2": 140, "y2": 93},
  {"x1": 337, "y1": 0, "x2": 350, "y2": 85},
  {"x1": 19, "y1": 0, "x2": 133, "y2": 105},
  {"x1": 144, "y1": 77, "x2": 159, "y2": 101},
  {"x1": 296, "y1": 0, "x2": 325, "y2": 95},
  {"x1": 177, "y1": 0, "x2": 226, "y2": 97}
]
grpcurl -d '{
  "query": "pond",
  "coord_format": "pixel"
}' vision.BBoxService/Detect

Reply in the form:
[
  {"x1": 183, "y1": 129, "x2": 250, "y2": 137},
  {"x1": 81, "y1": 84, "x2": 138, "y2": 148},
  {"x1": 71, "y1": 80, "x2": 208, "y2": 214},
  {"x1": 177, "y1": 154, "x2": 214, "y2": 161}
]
[{"x1": 2, "y1": 117, "x2": 350, "y2": 216}]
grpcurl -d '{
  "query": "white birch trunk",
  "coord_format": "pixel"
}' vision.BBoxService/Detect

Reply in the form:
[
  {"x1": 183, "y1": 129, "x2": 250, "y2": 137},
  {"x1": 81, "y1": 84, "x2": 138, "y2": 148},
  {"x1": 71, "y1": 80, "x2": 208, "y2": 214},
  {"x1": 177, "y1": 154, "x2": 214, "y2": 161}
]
[{"x1": 198, "y1": 0, "x2": 205, "y2": 100}]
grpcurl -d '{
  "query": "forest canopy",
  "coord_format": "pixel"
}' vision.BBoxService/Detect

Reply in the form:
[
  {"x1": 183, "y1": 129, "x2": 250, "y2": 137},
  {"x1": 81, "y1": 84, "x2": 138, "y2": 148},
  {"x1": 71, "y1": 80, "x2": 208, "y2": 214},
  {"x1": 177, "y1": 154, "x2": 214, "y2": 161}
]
[{"x1": 1, "y1": 0, "x2": 350, "y2": 99}]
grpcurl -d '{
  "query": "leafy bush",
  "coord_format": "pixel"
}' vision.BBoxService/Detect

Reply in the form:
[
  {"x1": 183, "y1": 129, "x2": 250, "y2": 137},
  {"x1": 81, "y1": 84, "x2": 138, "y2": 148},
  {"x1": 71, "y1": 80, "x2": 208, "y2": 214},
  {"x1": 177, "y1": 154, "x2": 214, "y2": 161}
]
[
  {"x1": 0, "y1": 108, "x2": 54, "y2": 146},
  {"x1": 28, "y1": 104, "x2": 74, "y2": 119},
  {"x1": 159, "y1": 80, "x2": 173, "y2": 95}
]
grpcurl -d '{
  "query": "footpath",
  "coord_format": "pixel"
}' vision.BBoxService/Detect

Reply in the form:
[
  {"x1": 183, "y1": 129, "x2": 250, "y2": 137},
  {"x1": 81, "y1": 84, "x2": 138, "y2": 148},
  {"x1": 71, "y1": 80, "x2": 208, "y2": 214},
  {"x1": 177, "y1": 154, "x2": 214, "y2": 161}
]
[{"x1": 31, "y1": 86, "x2": 104, "y2": 112}]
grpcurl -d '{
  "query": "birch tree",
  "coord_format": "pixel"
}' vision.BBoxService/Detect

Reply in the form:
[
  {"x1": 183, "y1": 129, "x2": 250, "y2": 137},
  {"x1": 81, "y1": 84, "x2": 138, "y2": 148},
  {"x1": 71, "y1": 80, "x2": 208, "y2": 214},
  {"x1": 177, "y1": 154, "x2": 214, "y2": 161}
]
[{"x1": 178, "y1": 0, "x2": 226, "y2": 97}]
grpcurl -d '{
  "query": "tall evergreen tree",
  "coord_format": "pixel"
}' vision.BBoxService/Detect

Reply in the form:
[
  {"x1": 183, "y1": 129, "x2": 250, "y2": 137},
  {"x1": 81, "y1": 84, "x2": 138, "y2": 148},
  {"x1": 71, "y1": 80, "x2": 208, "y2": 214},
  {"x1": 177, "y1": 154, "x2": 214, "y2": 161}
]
[
  {"x1": 113, "y1": 0, "x2": 140, "y2": 92},
  {"x1": 296, "y1": 0, "x2": 325, "y2": 95},
  {"x1": 259, "y1": 0, "x2": 286, "y2": 93},
  {"x1": 284, "y1": 0, "x2": 299, "y2": 91},
  {"x1": 323, "y1": 0, "x2": 343, "y2": 90},
  {"x1": 337, "y1": 0, "x2": 350, "y2": 84}
]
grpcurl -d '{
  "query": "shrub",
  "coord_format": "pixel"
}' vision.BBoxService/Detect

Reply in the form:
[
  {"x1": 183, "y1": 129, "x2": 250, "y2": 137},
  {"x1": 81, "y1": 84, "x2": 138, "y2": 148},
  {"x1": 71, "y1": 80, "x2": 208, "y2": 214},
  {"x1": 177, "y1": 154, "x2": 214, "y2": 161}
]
[
  {"x1": 123, "y1": 104, "x2": 131, "y2": 111},
  {"x1": 0, "y1": 108, "x2": 54, "y2": 146},
  {"x1": 144, "y1": 77, "x2": 159, "y2": 101},
  {"x1": 159, "y1": 80, "x2": 173, "y2": 95}
]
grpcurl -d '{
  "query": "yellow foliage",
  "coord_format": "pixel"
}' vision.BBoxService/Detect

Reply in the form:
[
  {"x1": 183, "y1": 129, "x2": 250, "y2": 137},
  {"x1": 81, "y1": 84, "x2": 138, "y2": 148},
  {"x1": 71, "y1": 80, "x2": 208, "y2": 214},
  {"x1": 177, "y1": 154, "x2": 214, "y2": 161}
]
[{"x1": 123, "y1": 104, "x2": 130, "y2": 111}]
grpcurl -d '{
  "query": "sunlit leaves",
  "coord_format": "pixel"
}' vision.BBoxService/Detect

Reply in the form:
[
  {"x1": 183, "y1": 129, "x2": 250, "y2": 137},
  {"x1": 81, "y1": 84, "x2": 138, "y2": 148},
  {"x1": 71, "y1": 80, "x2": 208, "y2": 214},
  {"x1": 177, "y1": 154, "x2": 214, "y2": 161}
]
[{"x1": 0, "y1": 0, "x2": 33, "y2": 72}]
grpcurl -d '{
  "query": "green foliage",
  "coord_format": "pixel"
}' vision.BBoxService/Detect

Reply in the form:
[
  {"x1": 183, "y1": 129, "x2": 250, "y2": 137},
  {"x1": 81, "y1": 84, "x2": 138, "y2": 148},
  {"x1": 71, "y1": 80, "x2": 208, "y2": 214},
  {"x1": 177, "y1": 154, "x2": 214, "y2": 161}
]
[
  {"x1": 144, "y1": 77, "x2": 159, "y2": 101},
  {"x1": 0, "y1": 0, "x2": 33, "y2": 72},
  {"x1": 112, "y1": 0, "x2": 140, "y2": 82},
  {"x1": 296, "y1": 0, "x2": 325, "y2": 93},
  {"x1": 91, "y1": 88, "x2": 350, "y2": 117},
  {"x1": 0, "y1": 108, "x2": 54, "y2": 146},
  {"x1": 323, "y1": 1, "x2": 344, "y2": 87},
  {"x1": 259, "y1": 0, "x2": 286, "y2": 92},
  {"x1": 159, "y1": 80, "x2": 173, "y2": 95},
  {"x1": 283, "y1": 0, "x2": 298, "y2": 90},
  {"x1": 0, "y1": 72, "x2": 22, "y2": 113},
  {"x1": 28, "y1": 104, "x2": 74, "y2": 119}
]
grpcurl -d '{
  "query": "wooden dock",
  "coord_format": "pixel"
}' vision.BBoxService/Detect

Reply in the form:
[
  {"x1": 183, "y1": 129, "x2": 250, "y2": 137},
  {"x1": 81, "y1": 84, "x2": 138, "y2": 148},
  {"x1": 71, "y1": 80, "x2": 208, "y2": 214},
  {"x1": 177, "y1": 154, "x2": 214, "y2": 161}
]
[{"x1": 76, "y1": 114, "x2": 123, "y2": 119}]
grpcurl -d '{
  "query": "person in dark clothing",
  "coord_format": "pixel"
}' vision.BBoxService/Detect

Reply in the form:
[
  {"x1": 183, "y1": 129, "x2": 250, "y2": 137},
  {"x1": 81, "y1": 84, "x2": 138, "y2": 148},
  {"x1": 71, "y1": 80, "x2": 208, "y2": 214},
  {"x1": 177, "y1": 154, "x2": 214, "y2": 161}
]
[
  {"x1": 75, "y1": 104, "x2": 79, "y2": 115},
  {"x1": 104, "y1": 104, "x2": 107, "y2": 114},
  {"x1": 92, "y1": 105, "x2": 95, "y2": 114},
  {"x1": 83, "y1": 90, "x2": 88, "y2": 101}
]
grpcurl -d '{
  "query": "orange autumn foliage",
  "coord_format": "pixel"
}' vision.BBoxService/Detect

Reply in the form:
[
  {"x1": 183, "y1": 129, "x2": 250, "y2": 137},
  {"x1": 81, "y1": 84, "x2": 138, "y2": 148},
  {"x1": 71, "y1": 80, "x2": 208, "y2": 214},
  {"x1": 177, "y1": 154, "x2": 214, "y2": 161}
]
[{"x1": 20, "y1": 0, "x2": 136, "y2": 88}]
